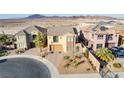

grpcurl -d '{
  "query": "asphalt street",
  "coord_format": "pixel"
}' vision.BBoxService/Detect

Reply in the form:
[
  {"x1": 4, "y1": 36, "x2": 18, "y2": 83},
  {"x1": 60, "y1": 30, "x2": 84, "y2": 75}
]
[{"x1": 0, "y1": 58, "x2": 51, "y2": 78}]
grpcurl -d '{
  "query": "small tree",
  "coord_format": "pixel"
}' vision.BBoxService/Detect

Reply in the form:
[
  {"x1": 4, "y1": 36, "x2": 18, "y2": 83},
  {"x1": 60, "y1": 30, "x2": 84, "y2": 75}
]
[
  {"x1": 0, "y1": 34, "x2": 10, "y2": 46},
  {"x1": 95, "y1": 48, "x2": 114, "y2": 62},
  {"x1": 82, "y1": 47, "x2": 89, "y2": 58},
  {"x1": 34, "y1": 32, "x2": 46, "y2": 52}
]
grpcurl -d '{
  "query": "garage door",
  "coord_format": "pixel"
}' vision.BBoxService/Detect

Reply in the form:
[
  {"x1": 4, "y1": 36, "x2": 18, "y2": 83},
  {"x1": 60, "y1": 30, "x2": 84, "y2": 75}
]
[{"x1": 50, "y1": 45, "x2": 63, "y2": 52}]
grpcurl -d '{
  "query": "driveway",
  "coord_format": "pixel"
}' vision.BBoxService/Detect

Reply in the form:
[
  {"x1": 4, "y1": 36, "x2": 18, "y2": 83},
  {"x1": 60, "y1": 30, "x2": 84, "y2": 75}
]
[
  {"x1": 45, "y1": 52, "x2": 64, "y2": 66},
  {"x1": 8, "y1": 48, "x2": 41, "y2": 56},
  {"x1": 117, "y1": 58, "x2": 124, "y2": 65}
]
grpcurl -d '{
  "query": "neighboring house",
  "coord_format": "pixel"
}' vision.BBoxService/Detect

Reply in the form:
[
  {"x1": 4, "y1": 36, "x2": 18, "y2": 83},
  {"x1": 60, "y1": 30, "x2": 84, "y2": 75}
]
[
  {"x1": 15, "y1": 25, "x2": 47, "y2": 49},
  {"x1": 80, "y1": 21, "x2": 119, "y2": 51},
  {"x1": 47, "y1": 26, "x2": 79, "y2": 53},
  {"x1": 112, "y1": 25, "x2": 124, "y2": 47},
  {"x1": 118, "y1": 30, "x2": 124, "y2": 46}
]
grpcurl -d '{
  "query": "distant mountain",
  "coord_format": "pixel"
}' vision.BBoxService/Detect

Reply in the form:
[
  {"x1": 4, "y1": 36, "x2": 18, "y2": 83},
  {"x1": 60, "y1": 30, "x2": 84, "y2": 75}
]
[{"x1": 25, "y1": 14, "x2": 46, "y2": 19}]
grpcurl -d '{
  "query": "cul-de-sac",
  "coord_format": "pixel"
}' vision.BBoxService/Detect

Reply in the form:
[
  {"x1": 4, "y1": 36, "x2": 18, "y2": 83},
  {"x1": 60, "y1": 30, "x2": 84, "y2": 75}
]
[{"x1": 1, "y1": 14, "x2": 124, "y2": 78}]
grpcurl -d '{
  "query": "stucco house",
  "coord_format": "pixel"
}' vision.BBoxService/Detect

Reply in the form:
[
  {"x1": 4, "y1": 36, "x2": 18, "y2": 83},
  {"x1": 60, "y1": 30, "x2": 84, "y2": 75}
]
[
  {"x1": 47, "y1": 26, "x2": 80, "y2": 53},
  {"x1": 112, "y1": 25, "x2": 124, "y2": 47},
  {"x1": 80, "y1": 21, "x2": 119, "y2": 51},
  {"x1": 15, "y1": 25, "x2": 47, "y2": 49},
  {"x1": 118, "y1": 30, "x2": 124, "y2": 47}
]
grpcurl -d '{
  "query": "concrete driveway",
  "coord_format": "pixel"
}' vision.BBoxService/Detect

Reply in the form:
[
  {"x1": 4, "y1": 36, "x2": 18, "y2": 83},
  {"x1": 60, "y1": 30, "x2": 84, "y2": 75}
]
[
  {"x1": 117, "y1": 58, "x2": 124, "y2": 65},
  {"x1": 45, "y1": 52, "x2": 64, "y2": 67}
]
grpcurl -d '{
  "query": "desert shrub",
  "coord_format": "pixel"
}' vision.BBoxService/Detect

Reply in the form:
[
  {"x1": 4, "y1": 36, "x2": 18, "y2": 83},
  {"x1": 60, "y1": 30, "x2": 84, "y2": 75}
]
[
  {"x1": 75, "y1": 55, "x2": 82, "y2": 59},
  {"x1": 0, "y1": 50, "x2": 8, "y2": 57},
  {"x1": 113, "y1": 63, "x2": 121, "y2": 68},
  {"x1": 89, "y1": 61, "x2": 92, "y2": 64},
  {"x1": 59, "y1": 51, "x2": 61, "y2": 53},
  {"x1": 75, "y1": 61, "x2": 82, "y2": 66},
  {"x1": 64, "y1": 56, "x2": 70, "y2": 60},
  {"x1": 51, "y1": 51, "x2": 54, "y2": 53},
  {"x1": 41, "y1": 54, "x2": 46, "y2": 57},
  {"x1": 86, "y1": 68, "x2": 91, "y2": 71},
  {"x1": 64, "y1": 63, "x2": 70, "y2": 68}
]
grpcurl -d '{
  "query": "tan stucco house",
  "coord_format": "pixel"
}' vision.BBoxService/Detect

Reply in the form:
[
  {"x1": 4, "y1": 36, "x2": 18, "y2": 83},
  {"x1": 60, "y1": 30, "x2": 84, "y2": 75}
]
[
  {"x1": 15, "y1": 25, "x2": 47, "y2": 49},
  {"x1": 47, "y1": 26, "x2": 79, "y2": 53},
  {"x1": 118, "y1": 30, "x2": 124, "y2": 47},
  {"x1": 80, "y1": 21, "x2": 119, "y2": 51}
]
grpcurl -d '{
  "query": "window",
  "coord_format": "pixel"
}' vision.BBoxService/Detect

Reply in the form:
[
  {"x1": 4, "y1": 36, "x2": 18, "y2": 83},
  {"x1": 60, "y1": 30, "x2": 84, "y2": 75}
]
[
  {"x1": 107, "y1": 34, "x2": 113, "y2": 40},
  {"x1": 76, "y1": 46, "x2": 80, "y2": 52},
  {"x1": 49, "y1": 36, "x2": 51, "y2": 39},
  {"x1": 32, "y1": 35, "x2": 36, "y2": 40},
  {"x1": 53, "y1": 36, "x2": 59, "y2": 42},
  {"x1": 67, "y1": 36, "x2": 70, "y2": 42},
  {"x1": 71, "y1": 37, "x2": 73, "y2": 42},
  {"x1": 96, "y1": 44, "x2": 103, "y2": 49},
  {"x1": 69, "y1": 37, "x2": 71, "y2": 42},
  {"x1": 97, "y1": 35, "x2": 103, "y2": 39},
  {"x1": 60, "y1": 36, "x2": 62, "y2": 39},
  {"x1": 67, "y1": 46, "x2": 69, "y2": 51},
  {"x1": 67, "y1": 36, "x2": 74, "y2": 42},
  {"x1": 73, "y1": 36, "x2": 76, "y2": 42},
  {"x1": 92, "y1": 34, "x2": 94, "y2": 39}
]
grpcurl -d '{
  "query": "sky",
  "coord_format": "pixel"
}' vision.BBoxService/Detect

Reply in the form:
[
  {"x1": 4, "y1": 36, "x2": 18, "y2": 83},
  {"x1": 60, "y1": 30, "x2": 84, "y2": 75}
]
[{"x1": 0, "y1": 14, "x2": 124, "y2": 19}]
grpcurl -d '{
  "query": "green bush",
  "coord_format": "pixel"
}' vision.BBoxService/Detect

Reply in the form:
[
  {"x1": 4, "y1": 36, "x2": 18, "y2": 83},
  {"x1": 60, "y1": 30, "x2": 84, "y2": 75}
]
[
  {"x1": 113, "y1": 63, "x2": 122, "y2": 68},
  {"x1": 75, "y1": 55, "x2": 82, "y2": 59},
  {"x1": 69, "y1": 59, "x2": 73, "y2": 62},
  {"x1": 0, "y1": 50, "x2": 8, "y2": 57},
  {"x1": 64, "y1": 56, "x2": 70, "y2": 60}
]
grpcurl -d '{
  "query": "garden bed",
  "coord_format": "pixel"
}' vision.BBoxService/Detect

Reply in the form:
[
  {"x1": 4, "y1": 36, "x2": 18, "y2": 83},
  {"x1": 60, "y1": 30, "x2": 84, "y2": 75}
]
[{"x1": 58, "y1": 55, "x2": 97, "y2": 74}]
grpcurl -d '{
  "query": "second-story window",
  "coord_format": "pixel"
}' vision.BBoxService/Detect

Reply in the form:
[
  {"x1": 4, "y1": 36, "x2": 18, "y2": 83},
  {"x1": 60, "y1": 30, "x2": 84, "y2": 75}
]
[
  {"x1": 92, "y1": 34, "x2": 94, "y2": 39},
  {"x1": 97, "y1": 35, "x2": 103, "y2": 39},
  {"x1": 53, "y1": 36, "x2": 59, "y2": 42},
  {"x1": 96, "y1": 44, "x2": 103, "y2": 49},
  {"x1": 107, "y1": 34, "x2": 113, "y2": 40}
]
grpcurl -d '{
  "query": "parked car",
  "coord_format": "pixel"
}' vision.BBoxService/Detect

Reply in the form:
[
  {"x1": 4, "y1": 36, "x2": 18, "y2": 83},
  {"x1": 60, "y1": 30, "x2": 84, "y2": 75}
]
[
  {"x1": 109, "y1": 47, "x2": 119, "y2": 54},
  {"x1": 110, "y1": 47, "x2": 124, "y2": 57}
]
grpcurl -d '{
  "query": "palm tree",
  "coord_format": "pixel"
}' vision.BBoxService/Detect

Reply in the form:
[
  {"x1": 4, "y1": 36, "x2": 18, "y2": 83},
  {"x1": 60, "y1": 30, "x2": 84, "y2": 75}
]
[{"x1": 95, "y1": 48, "x2": 114, "y2": 62}]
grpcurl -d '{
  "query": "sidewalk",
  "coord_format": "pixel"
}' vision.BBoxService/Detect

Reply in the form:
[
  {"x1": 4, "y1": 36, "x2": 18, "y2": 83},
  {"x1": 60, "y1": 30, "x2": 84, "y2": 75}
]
[{"x1": 60, "y1": 73, "x2": 100, "y2": 78}]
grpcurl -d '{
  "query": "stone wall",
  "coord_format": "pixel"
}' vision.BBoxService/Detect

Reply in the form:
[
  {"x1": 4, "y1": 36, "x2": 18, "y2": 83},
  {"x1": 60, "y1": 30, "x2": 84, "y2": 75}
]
[
  {"x1": 83, "y1": 45, "x2": 100, "y2": 72},
  {"x1": 88, "y1": 51, "x2": 100, "y2": 72}
]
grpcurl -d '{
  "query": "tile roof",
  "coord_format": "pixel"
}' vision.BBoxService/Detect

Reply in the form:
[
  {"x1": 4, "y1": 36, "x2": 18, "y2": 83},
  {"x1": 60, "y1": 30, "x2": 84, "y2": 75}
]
[
  {"x1": 15, "y1": 25, "x2": 47, "y2": 35},
  {"x1": 82, "y1": 21, "x2": 121, "y2": 35},
  {"x1": 47, "y1": 26, "x2": 77, "y2": 36}
]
